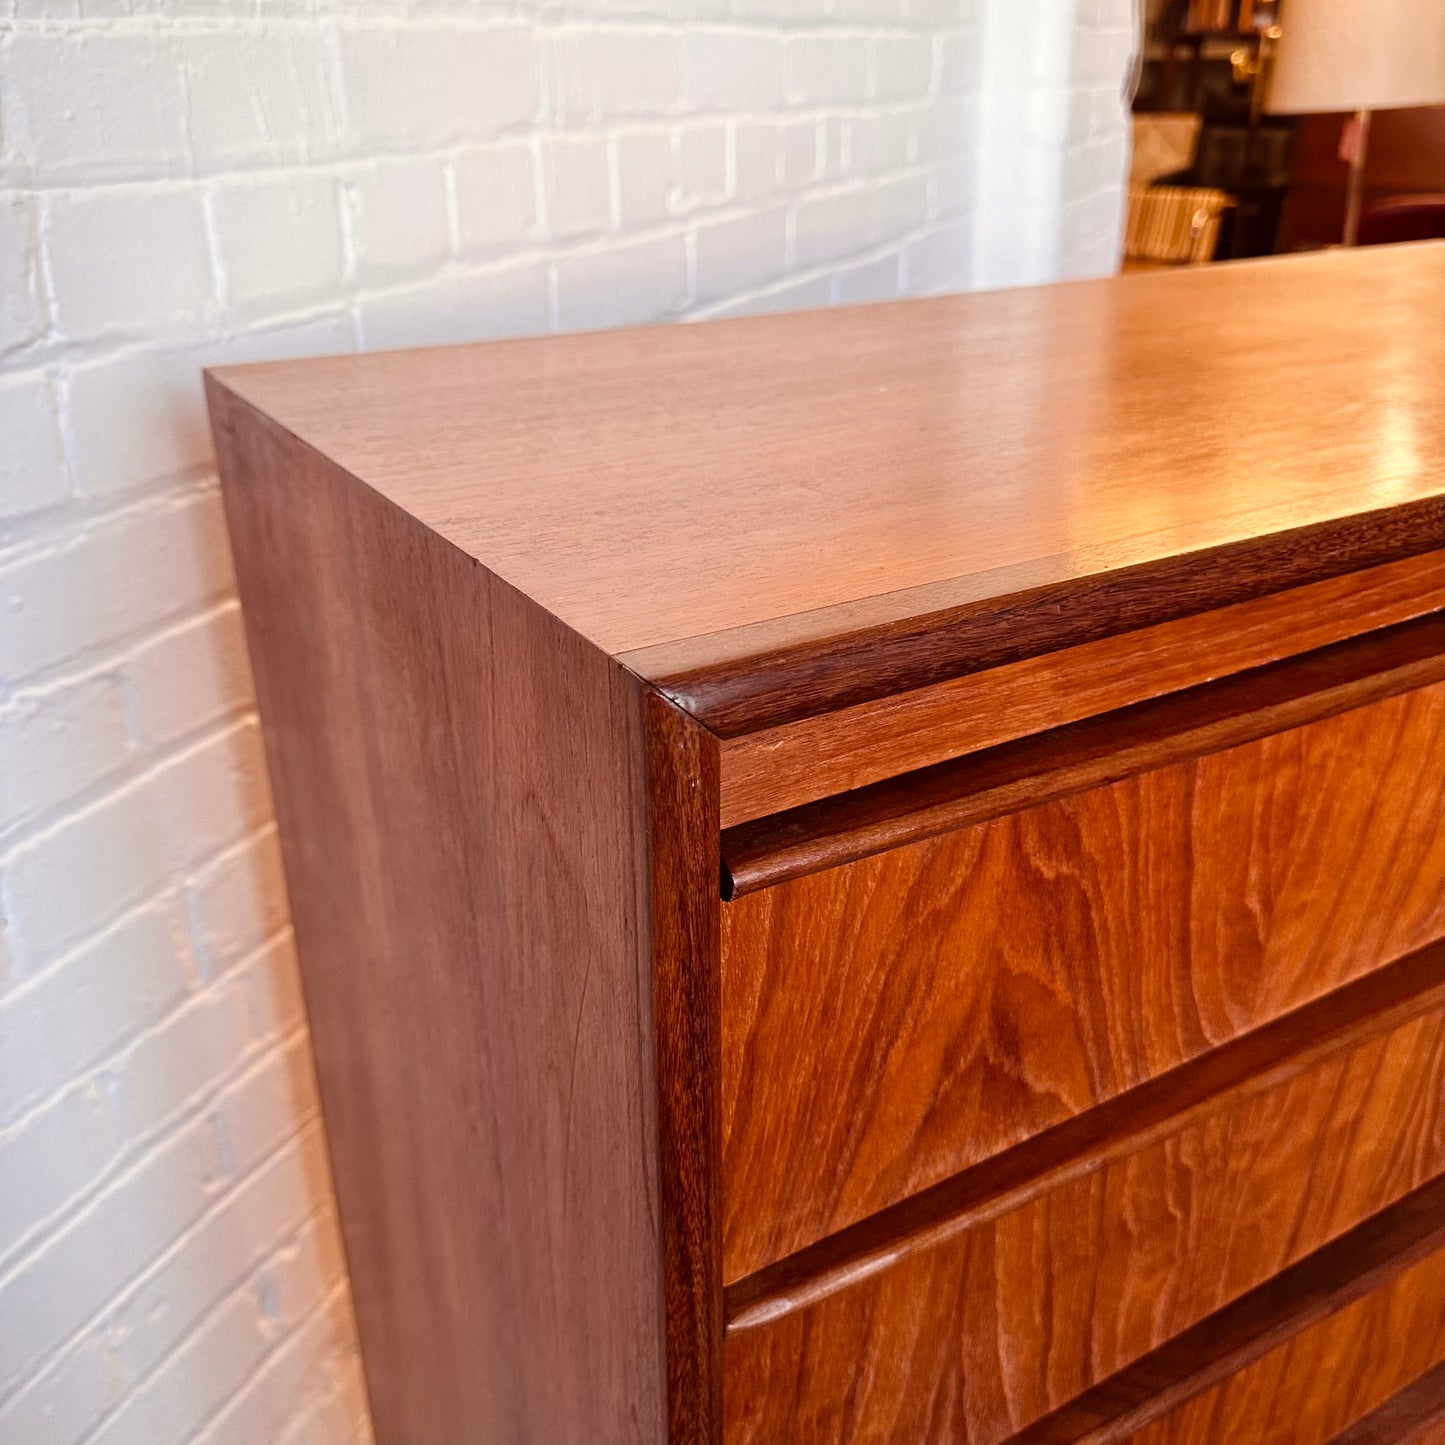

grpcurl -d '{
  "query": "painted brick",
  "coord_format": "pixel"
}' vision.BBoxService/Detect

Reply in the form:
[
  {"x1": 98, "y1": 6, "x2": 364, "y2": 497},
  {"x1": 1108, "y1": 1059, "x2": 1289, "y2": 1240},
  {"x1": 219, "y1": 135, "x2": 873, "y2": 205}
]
[
  {"x1": 543, "y1": 136, "x2": 613, "y2": 239},
  {"x1": 550, "y1": 28, "x2": 683, "y2": 122},
  {"x1": 210, "y1": 175, "x2": 345, "y2": 312},
  {"x1": 902, "y1": 216, "x2": 973, "y2": 291},
  {"x1": 938, "y1": 27, "x2": 983, "y2": 93},
  {"x1": 193, "y1": 1281, "x2": 360, "y2": 1445},
  {"x1": 613, "y1": 130, "x2": 675, "y2": 227},
  {"x1": 702, "y1": 271, "x2": 832, "y2": 319},
  {"x1": 683, "y1": 31, "x2": 786, "y2": 110},
  {"x1": 46, "y1": 188, "x2": 214, "y2": 343},
  {"x1": 122, "y1": 603, "x2": 254, "y2": 755},
  {"x1": 62, "y1": 346, "x2": 218, "y2": 499},
  {"x1": 0, "y1": 33, "x2": 189, "y2": 183},
  {"x1": 733, "y1": 121, "x2": 783, "y2": 204},
  {"x1": 237, "y1": 931, "x2": 307, "y2": 1047},
  {"x1": 779, "y1": 119, "x2": 819, "y2": 187},
  {"x1": 214, "y1": 1035, "x2": 320, "y2": 1184},
  {"x1": 183, "y1": 826, "x2": 291, "y2": 984},
  {"x1": 79, "y1": 1185, "x2": 343, "y2": 1445},
  {"x1": 871, "y1": 34, "x2": 935, "y2": 100},
  {"x1": 787, "y1": 35, "x2": 869, "y2": 105},
  {"x1": 339, "y1": 24, "x2": 539, "y2": 149},
  {"x1": 347, "y1": 158, "x2": 450, "y2": 277},
  {"x1": 0, "y1": 1130, "x2": 332, "y2": 1445},
  {"x1": 835, "y1": 248, "x2": 903, "y2": 302},
  {"x1": 0, "y1": 372, "x2": 68, "y2": 522},
  {"x1": 0, "y1": 196, "x2": 45, "y2": 354},
  {"x1": 0, "y1": 775, "x2": 186, "y2": 973},
  {"x1": 149, "y1": 719, "x2": 275, "y2": 877},
  {"x1": 110, "y1": 980, "x2": 252, "y2": 1143},
  {"x1": 179, "y1": 30, "x2": 340, "y2": 172},
  {"x1": 554, "y1": 233, "x2": 689, "y2": 333},
  {"x1": 793, "y1": 173, "x2": 931, "y2": 267},
  {"x1": 0, "y1": 1081, "x2": 122, "y2": 1267},
  {"x1": 849, "y1": 110, "x2": 912, "y2": 174},
  {"x1": 357, "y1": 262, "x2": 551, "y2": 351},
  {"x1": 450, "y1": 142, "x2": 538, "y2": 255},
  {"x1": 676, "y1": 123, "x2": 729, "y2": 209},
  {"x1": 0, "y1": 902, "x2": 189, "y2": 1127},
  {"x1": 0, "y1": 670, "x2": 132, "y2": 833},
  {"x1": 0, "y1": 490, "x2": 234, "y2": 682},
  {"x1": 694, "y1": 207, "x2": 788, "y2": 304}
]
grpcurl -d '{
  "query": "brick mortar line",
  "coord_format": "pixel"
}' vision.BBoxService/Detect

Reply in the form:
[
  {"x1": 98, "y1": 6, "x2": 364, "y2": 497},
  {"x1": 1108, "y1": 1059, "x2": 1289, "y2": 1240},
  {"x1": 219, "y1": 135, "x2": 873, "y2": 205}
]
[
  {"x1": 178, "y1": 1274, "x2": 358, "y2": 1445},
  {"x1": 0, "y1": 1093, "x2": 330, "y2": 1404},
  {"x1": 3, "y1": 1169, "x2": 339, "y2": 1430},
  {"x1": 0, "y1": 906, "x2": 292, "y2": 1155},
  {"x1": 0, "y1": 1005, "x2": 314, "y2": 1303},
  {"x1": 2, "y1": 160, "x2": 958, "y2": 374}
]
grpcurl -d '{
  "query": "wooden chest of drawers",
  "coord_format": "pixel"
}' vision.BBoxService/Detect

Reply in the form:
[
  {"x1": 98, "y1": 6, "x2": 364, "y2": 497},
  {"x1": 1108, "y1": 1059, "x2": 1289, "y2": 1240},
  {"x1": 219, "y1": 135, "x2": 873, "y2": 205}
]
[{"x1": 207, "y1": 244, "x2": 1445, "y2": 1445}]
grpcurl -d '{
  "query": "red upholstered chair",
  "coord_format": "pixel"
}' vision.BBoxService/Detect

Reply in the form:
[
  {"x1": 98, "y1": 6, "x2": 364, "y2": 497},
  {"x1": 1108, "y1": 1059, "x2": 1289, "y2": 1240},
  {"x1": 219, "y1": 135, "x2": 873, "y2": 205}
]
[{"x1": 1357, "y1": 196, "x2": 1445, "y2": 246}]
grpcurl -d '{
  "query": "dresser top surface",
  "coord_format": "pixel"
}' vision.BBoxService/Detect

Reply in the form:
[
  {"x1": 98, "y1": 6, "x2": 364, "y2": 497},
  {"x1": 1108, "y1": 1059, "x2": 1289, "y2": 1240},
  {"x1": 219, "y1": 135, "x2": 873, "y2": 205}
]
[{"x1": 211, "y1": 243, "x2": 1445, "y2": 718}]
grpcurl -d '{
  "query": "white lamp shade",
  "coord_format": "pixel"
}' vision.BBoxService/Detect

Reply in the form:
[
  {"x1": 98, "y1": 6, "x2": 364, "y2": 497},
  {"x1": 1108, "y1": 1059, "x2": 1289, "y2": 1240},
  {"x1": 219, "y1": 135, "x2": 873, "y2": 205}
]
[{"x1": 1267, "y1": 0, "x2": 1445, "y2": 114}]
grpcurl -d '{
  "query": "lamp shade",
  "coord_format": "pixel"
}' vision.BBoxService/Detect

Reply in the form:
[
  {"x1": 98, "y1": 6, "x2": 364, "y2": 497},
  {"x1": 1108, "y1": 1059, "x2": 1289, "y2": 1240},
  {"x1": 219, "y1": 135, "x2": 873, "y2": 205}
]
[{"x1": 1267, "y1": 0, "x2": 1445, "y2": 114}]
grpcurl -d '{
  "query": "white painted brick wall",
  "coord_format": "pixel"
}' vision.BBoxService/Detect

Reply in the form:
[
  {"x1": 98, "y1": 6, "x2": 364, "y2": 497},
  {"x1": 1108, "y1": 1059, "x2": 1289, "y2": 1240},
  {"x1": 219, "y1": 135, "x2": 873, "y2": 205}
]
[{"x1": 0, "y1": 3, "x2": 1134, "y2": 1440}]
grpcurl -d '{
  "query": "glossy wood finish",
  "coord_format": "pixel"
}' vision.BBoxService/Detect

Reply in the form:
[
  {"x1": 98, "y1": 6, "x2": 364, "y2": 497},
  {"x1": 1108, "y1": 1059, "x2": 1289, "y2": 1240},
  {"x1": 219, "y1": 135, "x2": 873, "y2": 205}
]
[
  {"x1": 1326, "y1": 1365, "x2": 1445, "y2": 1445},
  {"x1": 720, "y1": 676, "x2": 1445, "y2": 1279},
  {"x1": 718, "y1": 551, "x2": 1445, "y2": 827},
  {"x1": 727, "y1": 940, "x2": 1445, "y2": 1332},
  {"x1": 723, "y1": 613, "x2": 1445, "y2": 895},
  {"x1": 644, "y1": 694, "x2": 725, "y2": 1443},
  {"x1": 209, "y1": 249, "x2": 1445, "y2": 1445},
  {"x1": 209, "y1": 381, "x2": 718, "y2": 1444},
  {"x1": 1007, "y1": 1178, "x2": 1445, "y2": 1445},
  {"x1": 1115, "y1": 1256, "x2": 1445, "y2": 1445},
  {"x1": 210, "y1": 245, "x2": 1445, "y2": 734},
  {"x1": 724, "y1": 1013, "x2": 1445, "y2": 1445}
]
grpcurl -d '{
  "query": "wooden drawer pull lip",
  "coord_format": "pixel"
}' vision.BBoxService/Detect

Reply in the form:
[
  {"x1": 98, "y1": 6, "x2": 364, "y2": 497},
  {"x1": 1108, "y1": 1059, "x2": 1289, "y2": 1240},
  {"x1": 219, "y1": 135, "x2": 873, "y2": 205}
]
[
  {"x1": 1324, "y1": 1361, "x2": 1445, "y2": 1445},
  {"x1": 996, "y1": 1176, "x2": 1445, "y2": 1445},
  {"x1": 724, "y1": 939, "x2": 1445, "y2": 1332},
  {"x1": 722, "y1": 612, "x2": 1445, "y2": 898},
  {"x1": 649, "y1": 496, "x2": 1445, "y2": 737}
]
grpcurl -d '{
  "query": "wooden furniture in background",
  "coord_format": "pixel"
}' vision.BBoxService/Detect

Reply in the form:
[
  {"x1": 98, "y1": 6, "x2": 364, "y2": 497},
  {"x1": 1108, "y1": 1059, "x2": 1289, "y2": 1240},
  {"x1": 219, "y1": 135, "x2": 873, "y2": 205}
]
[
  {"x1": 207, "y1": 244, "x2": 1445, "y2": 1445},
  {"x1": 1281, "y1": 106, "x2": 1445, "y2": 250}
]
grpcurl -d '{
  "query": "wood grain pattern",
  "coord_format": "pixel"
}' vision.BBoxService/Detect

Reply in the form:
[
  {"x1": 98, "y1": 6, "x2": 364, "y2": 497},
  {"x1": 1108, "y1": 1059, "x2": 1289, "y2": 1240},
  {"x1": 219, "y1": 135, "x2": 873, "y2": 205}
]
[
  {"x1": 723, "y1": 612, "x2": 1445, "y2": 895},
  {"x1": 718, "y1": 551, "x2": 1445, "y2": 826},
  {"x1": 1006, "y1": 1179, "x2": 1445, "y2": 1445},
  {"x1": 209, "y1": 379, "x2": 683, "y2": 1444},
  {"x1": 726, "y1": 939, "x2": 1445, "y2": 1333},
  {"x1": 212, "y1": 246, "x2": 1445, "y2": 1445},
  {"x1": 209, "y1": 245, "x2": 1445, "y2": 733},
  {"x1": 644, "y1": 693, "x2": 725, "y2": 1444},
  {"x1": 1112, "y1": 1256, "x2": 1445, "y2": 1445},
  {"x1": 1325, "y1": 1364, "x2": 1445, "y2": 1445},
  {"x1": 720, "y1": 677, "x2": 1445, "y2": 1280},
  {"x1": 723, "y1": 1014, "x2": 1445, "y2": 1445}
]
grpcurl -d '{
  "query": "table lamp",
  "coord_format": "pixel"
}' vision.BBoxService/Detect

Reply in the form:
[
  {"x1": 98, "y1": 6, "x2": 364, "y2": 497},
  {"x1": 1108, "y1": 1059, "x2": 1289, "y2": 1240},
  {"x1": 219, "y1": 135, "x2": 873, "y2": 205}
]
[{"x1": 1266, "y1": 0, "x2": 1445, "y2": 245}]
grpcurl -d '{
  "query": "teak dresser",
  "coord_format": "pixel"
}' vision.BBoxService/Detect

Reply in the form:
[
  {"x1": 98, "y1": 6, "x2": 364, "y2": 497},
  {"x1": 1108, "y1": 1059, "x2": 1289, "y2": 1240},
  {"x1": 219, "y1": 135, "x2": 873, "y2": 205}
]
[{"x1": 207, "y1": 243, "x2": 1445, "y2": 1445}]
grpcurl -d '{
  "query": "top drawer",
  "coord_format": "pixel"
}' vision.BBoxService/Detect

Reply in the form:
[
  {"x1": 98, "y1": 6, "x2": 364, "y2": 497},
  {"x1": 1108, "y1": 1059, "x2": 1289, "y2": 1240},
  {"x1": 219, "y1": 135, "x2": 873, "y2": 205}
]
[{"x1": 720, "y1": 672, "x2": 1445, "y2": 1284}]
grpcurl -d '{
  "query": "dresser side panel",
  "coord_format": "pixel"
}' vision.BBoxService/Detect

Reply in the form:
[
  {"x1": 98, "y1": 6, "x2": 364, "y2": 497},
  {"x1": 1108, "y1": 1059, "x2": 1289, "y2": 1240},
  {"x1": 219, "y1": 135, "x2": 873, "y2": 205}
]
[{"x1": 207, "y1": 380, "x2": 669, "y2": 1445}]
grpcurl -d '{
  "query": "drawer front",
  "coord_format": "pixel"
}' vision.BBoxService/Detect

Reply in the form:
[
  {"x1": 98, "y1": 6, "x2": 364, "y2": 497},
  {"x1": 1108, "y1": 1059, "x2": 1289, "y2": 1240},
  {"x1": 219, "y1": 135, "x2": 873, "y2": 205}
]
[
  {"x1": 721, "y1": 680, "x2": 1445, "y2": 1281},
  {"x1": 1120, "y1": 1257, "x2": 1445, "y2": 1445},
  {"x1": 722, "y1": 1006, "x2": 1445, "y2": 1445}
]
